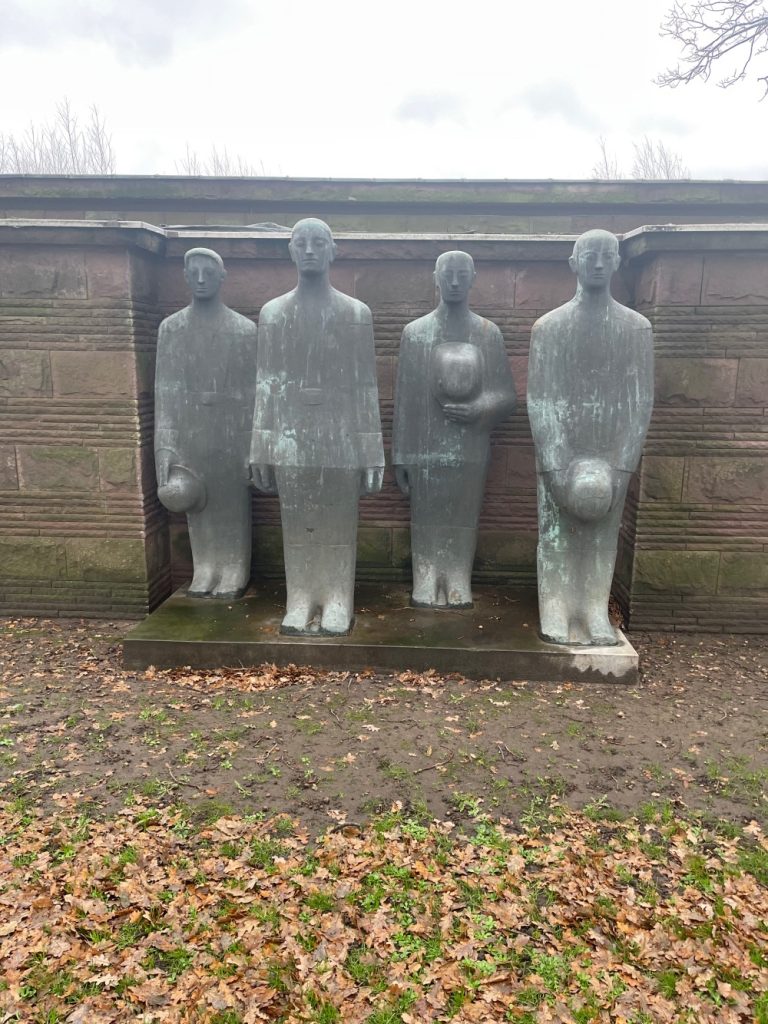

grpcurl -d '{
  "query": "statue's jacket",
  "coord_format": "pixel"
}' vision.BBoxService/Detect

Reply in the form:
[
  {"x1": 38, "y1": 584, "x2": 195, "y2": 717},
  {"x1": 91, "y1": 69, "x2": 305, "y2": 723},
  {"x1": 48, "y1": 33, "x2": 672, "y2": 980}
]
[
  {"x1": 527, "y1": 301, "x2": 654, "y2": 474},
  {"x1": 392, "y1": 312, "x2": 515, "y2": 468},
  {"x1": 154, "y1": 305, "x2": 258, "y2": 476},
  {"x1": 250, "y1": 289, "x2": 384, "y2": 470}
]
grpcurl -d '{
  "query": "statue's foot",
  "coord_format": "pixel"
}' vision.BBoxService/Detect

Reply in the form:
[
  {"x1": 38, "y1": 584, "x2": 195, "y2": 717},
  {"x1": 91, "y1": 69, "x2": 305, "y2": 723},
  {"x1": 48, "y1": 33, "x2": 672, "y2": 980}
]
[
  {"x1": 411, "y1": 574, "x2": 441, "y2": 608},
  {"x1": 446, "y1": 577, "x2": 473, "y2": 608},
  {"x1": 212, "y1": 568, "x2": 249, "y2": 600},
  {"x1": 539, "y1": 602, "x2": 570, "y2": 645},
  {"x1": 281, "y1": 601, "x2": 314, "y2": 635},
  {"x1": 188, "y1": 567, "x2": 216, "y2": 597},
  {"x1": 319, "y1": 600, "x2": 353, "y2": 636},
  {"x1": 585, "y1": 611, "x2": 618, "y2": 647}
]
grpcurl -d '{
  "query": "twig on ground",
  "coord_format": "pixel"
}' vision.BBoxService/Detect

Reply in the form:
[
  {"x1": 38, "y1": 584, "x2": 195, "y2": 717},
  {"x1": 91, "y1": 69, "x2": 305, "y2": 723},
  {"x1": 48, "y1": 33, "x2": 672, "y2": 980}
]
[
  {"x1": 413, "y1": 752, "x2": 455, "y2": 775},
  {"x1": 166, "y1": 763, "x2": 203, "y2": 791}
]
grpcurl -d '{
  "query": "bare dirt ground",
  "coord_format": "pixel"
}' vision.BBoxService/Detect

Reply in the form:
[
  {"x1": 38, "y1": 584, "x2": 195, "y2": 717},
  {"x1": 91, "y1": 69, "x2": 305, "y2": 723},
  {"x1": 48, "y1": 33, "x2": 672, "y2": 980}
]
[{"x1": 1, "y1": 618, "x2": 766, "y2": 835}]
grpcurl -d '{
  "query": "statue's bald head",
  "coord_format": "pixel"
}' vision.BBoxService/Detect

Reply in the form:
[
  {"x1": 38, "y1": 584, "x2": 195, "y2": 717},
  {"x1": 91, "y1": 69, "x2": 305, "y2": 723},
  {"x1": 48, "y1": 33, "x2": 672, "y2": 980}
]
[
  {"x1": 289, "y1": 217, "x2": 337, "y2": 276},
  {"x1": 291, "y1": 217, "x2": 334, "y2": 244},
  {"x1": 435, "y1": 250, "x2": 475, "y2": 275},
  {"x1": 435, "y1": 249, "x2": 476, "y2": 306},
  {"x1": 569, "y1": 229, "x2": 620, "y2": 290},
  {"x1": 572, "y1": 229, "x2": 619, "y2": 260}
]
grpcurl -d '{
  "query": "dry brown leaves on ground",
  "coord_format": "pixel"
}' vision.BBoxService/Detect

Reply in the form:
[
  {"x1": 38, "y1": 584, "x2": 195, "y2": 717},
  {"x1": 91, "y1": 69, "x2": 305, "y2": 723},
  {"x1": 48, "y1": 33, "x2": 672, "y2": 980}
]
[{"x1": 1, "y1": 800, "x2": 767, "y2": 1024}]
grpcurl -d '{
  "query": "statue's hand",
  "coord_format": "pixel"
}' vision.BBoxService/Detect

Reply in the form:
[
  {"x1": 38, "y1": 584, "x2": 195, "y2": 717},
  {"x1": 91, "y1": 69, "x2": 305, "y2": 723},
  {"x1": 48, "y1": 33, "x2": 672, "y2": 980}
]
[
  {"x1": 251, "y1": 463, "x2": 276, "y2": 493},
  {"x1": 361, "y1": 468, "x2": 384, "y2": 494},
  {"x1": 155, "y1": 448, "x2": 175, "y2": 488},
  {"x1": 394, "y1": 465, "x2": 410, "y2": 496},
  {"x1": 442, "y1": 398, "x2": 484, "y2": 425},
  {"x1": 548, "y1": 470, "x2": 569, "y2": 509}
]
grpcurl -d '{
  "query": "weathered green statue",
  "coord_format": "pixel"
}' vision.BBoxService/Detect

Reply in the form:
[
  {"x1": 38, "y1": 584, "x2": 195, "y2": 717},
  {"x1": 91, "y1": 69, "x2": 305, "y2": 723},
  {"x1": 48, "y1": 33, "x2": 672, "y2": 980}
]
[{"x1": 528, "y1": 230, "x2": 654, "y2": 645}]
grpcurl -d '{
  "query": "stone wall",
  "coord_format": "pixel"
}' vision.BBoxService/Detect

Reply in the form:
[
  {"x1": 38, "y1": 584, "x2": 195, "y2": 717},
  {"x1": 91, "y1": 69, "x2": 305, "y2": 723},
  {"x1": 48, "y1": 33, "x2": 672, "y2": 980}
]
[
  {"x1": 0, "y1": 223, "x2": 168, "y2": 615},
  {"x1": 0, "y1": 219, "x2": 766, "y2": 633},
  {"x1": 624, "y1": 226, "x2": 768, "y2": 632},
  {"x1": 4, "y1": 177, "x2": 768, "y2": 234}
]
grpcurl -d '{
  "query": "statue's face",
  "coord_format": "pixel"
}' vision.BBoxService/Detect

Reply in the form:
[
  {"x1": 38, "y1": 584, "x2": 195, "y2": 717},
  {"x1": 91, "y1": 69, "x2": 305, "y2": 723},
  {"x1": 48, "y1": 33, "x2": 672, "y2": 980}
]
[
  {"x1": 289, "y1": 223, "x2": 335, "y2": 276},
  {"x1": 435, "y1": 255, "x2": 475, "y2": 304},
  {"x1": 184, "y1": 255, "x2": 224, "y2": 300},
  {"x1": 569, "y1": 237, "x2": 620, "y2": 290}
]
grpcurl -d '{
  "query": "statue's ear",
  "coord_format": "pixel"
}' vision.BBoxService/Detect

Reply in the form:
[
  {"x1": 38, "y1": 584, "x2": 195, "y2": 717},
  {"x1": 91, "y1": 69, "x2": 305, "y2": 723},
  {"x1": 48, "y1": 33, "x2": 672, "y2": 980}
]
[
  {"x1": 613, "y1": 253, "x2": 621, "y2": 272},
  {"x1": 568, "y1": 254, "x2": 577, "y2": 273},
  {"x1": 330, "y1": 240, "x2": 338, "y2": 263}
]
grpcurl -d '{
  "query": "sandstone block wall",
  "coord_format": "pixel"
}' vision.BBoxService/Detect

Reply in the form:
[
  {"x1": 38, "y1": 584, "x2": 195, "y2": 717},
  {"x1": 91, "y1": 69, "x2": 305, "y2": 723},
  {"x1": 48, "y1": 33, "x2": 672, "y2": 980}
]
[{"x1": 0, "y1": 224, "x2": 168, "y2": 615}]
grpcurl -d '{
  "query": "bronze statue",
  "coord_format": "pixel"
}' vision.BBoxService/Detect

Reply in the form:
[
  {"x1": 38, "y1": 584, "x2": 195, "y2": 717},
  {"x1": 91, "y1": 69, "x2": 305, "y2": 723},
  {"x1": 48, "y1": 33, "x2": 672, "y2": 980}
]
[
  {"x1": 528, "y1": 230, "x2": 654, "y2": 645},
  {"x1": 250, "y1": 218, "x2": 384, "y2": 635},
  {"x1": 393, "y1": 251, "x2": 516, "y2": 607},
  {"x1": 155, "y1": 247, "x2": 257, "y2": 599}
]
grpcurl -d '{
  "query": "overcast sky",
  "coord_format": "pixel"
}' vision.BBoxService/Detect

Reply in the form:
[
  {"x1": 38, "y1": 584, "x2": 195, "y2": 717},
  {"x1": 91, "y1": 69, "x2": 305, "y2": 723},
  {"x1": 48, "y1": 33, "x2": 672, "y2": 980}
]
[{"x1": 2, "y1": 0, "x2": 766, "y2": 179}]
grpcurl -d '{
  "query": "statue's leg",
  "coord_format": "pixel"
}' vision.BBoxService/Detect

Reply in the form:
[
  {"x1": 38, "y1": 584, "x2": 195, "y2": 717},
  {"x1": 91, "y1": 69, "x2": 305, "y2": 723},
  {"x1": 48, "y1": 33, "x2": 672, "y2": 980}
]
[
  {"x1": 444, "y1": 462, "x2": 485, "y2": 608},
  {"x1": 410, "y1": 467, "x2": 440, "y2": 607},
  {"x1": 536, "y1": 474, "x2": 572, "y2": 644},
  {"x1": 409, "y1": 464, "x2": 482, "y2": 608},
  {"x1": 318, "y1": 469, "x2": 359, "y2": 636},
  {"x1": 275, "y1": 467, "x2": 318, "y2": 633},
  {"x1": 186, "y1": 507, "x2": 218, "y2": 597},
  {"x1": 580, "y1": 476, "x2": 630, "y2": 646},
  {"x1": 211, "y1": 480, "x2": 252, "y2": 599}
]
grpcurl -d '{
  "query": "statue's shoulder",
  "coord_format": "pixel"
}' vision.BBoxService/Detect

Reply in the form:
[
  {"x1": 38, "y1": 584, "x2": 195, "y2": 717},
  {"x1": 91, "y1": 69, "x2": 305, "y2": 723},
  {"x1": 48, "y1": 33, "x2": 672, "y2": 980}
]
[
  {"x1": 531, "y1": 301, "x2": 572, "y2": 335},
  {"x1": 472, "y1": 311, "x2": 503, "y2": 339},
  {"x1": 258, "y1": 290, "x2": 297, "y2": 323},
  {"x1": 158, "y1": 307, "x2": 190, "y2": 334},
  {"x1": 402, "y1": 311, "x2": 435, "y2": 339},
  {"x1": 615, "y1": 302, "x2": 652, "y2": 332},
  {"x1": 332, "y1": 289, "x2": 372, "y2": 323},
  {"x1": 223, "y1": 306, "x2": 257, "y2": 336}
]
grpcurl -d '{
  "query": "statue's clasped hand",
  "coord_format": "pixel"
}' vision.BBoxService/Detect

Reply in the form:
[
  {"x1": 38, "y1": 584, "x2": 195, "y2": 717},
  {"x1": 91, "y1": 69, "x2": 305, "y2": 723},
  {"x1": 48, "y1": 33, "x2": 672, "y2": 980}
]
[
  {"x1": 250, "y1": 462, "x2": 277, "y2": 493},
  {"x1": 361, "y1": 467, "x2": 384, "y2": 494},
  {"x1": 442, "y1": 398, "x2": 484, "y2": 425}
]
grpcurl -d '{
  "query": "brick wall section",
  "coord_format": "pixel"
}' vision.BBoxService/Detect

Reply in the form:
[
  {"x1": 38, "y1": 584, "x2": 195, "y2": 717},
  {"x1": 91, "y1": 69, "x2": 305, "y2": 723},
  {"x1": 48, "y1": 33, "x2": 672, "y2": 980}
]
[
  {"x1": 0, "y1": 223, "x2": 167, "y2": 616},
  {"x1": 623, "y1": 226, "x2": 768, "y2": 632}
]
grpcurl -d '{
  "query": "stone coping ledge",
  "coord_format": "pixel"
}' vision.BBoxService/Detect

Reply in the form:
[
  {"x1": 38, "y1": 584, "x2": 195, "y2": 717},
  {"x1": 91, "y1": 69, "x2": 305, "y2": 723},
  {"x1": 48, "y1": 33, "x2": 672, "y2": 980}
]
[
  {"x1": 3, "y1": 175, "x2": 768, "y2": 209},
  {"x1": 0, "y1": 219, "x2": 166, "y2": 252},
  {"x1": 1, "y1": 219, "x2": 767, "y2": 262}
]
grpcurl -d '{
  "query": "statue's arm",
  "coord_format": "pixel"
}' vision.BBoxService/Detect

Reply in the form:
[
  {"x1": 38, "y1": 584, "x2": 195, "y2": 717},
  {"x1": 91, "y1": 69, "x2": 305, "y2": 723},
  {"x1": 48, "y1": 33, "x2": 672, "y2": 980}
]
[
  {"x1": 154, "y1": 321, "x2": 181, "y2": 487},
  {"x1": 391, "y1": 326, "x2": 414, "y2": 494},
  {"x1": 526, "y1": 320, "x2": 571, "y2": 473},
  {"x1": 249, "y1": 317, "x2": 277, "y2": 492},
  {"x1": 358, "y1": 307, "x2": 385, "y2": 492},
  {"x1": 480, "y1": 325, "x2": 517, "y2": 427}
]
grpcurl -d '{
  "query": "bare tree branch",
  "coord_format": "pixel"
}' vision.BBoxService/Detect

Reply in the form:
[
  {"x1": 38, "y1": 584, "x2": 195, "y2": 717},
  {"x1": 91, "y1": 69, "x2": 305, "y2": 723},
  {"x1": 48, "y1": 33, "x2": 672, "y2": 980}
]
[
  {"x1": 656, "y1": 0, "x2": 768, "y2": 96},
  {"x1": 591, "y1": 135, "x2": 623, "y2": 179},
  {"x1": 175, "y1": 144, "x2": 263, "y2": 177},
  {"x1": 0, "y1": 99, "x2": 115, "y2": 174},
  {"x1": 631, "y1": 136, "x2": 690, "y2": 179}
]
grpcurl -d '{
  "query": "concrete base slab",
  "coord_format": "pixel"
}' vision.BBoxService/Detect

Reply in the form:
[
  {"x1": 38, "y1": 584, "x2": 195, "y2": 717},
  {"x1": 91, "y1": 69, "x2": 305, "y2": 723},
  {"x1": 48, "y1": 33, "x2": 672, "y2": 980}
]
[{"x1": 123, "y1": 584, "x2": 638, "y2": 683}]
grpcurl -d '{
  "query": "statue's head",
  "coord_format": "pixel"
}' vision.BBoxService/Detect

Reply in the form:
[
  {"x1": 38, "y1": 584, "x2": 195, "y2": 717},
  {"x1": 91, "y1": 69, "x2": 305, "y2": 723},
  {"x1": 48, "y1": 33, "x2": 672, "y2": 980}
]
[
  {"x1": 435, "y1": 250, "x2": 476, "y2": 305},
  {"x1": 569, "y1": 230, "x2": 620, "y2": 291},
  {"x1": 184, "y1": 248, "x2": 225, "y2": 301},
  {"x1": 289, "y1": 218, "x2": 337, "y2": 277}
]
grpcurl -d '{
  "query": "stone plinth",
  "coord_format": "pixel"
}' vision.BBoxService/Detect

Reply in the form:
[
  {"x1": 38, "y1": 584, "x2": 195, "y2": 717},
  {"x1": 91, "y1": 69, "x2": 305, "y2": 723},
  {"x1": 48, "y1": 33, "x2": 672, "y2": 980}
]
[{"x1": 123, "y1": 585, "x2": 638, "y2": 683}]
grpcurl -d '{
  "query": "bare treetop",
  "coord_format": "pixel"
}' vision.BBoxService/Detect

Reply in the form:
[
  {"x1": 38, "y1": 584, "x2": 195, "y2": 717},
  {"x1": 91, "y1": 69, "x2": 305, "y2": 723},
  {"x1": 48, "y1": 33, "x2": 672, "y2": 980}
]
[
  {"x1": 0, "y1": 100, "x2": 115, "y2": 174},
  {"x1": 657, "y1": 0, "x2": 768, "y2": 97}
]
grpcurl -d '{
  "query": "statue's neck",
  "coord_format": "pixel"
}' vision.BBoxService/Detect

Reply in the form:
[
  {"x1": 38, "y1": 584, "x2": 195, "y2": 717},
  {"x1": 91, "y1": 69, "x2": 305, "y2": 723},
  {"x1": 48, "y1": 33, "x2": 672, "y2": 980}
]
[
  {"x1": 574, "y1": 285, "x2": 613, "y2": 310},
  {"x1": 297, "y1": 274, "x2": 333, "y2": 299},
  {"x1": 190, "y1": 296, "x2": 224, "y2": 316},
  {"x1": 437, "y1": 301, "x2": 472, "y2": 326}
]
